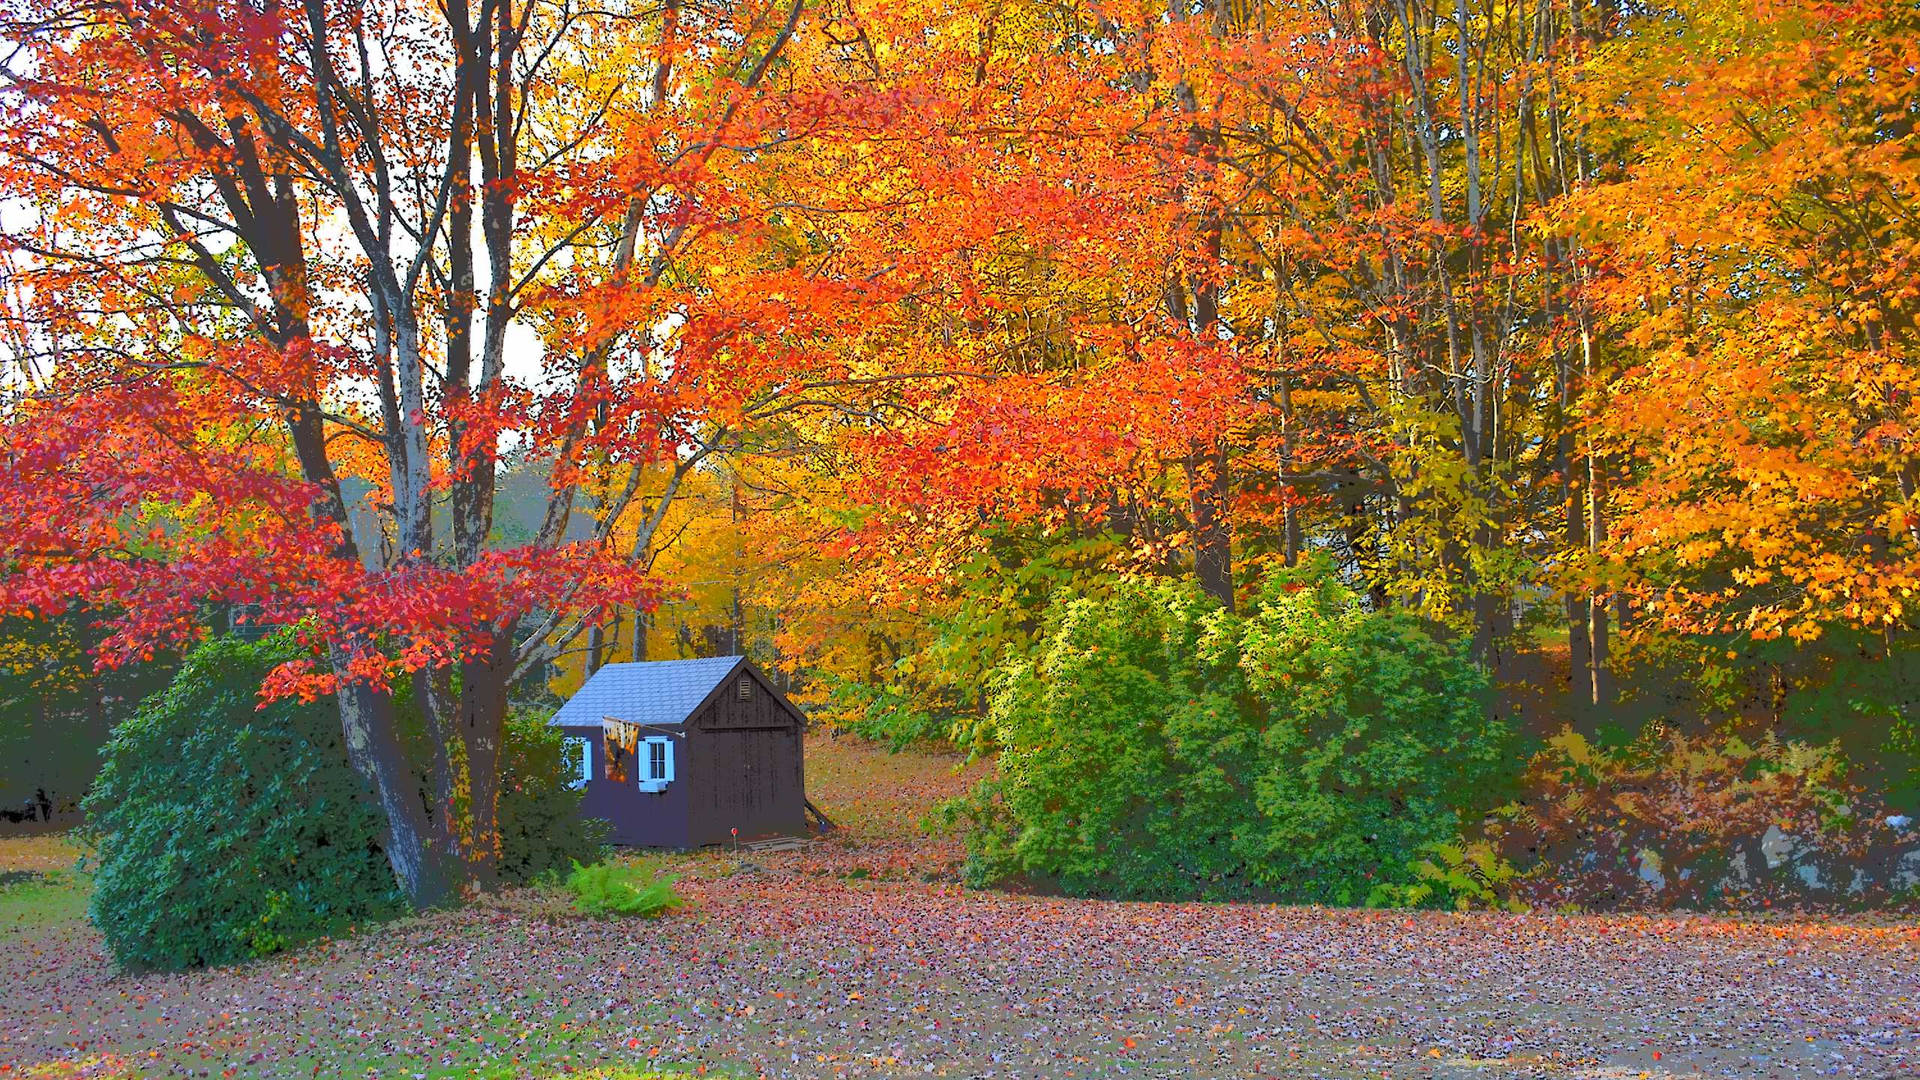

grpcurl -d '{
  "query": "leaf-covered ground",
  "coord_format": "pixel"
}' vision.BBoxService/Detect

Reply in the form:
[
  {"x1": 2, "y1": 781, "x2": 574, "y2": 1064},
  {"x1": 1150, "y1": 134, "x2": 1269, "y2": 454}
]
[{"x1": 3, "y1": 736, "x2": 1915, "y2": 1080}]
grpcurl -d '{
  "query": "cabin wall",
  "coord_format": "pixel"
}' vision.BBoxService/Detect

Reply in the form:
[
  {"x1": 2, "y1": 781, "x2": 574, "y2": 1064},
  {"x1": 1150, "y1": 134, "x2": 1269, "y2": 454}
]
[
  {"x1": 686, "y1": 670, "x2": 806, "y2": 845},
  {"x1": 561, "y1": 723, "x2": 692, "y2": 848}
]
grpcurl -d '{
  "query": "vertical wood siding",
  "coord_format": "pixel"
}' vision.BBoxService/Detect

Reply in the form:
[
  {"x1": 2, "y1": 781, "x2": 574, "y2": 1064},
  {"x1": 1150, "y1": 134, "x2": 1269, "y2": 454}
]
[{"x1": 565, "y1": 662, "x2": 806, "y2": 848}]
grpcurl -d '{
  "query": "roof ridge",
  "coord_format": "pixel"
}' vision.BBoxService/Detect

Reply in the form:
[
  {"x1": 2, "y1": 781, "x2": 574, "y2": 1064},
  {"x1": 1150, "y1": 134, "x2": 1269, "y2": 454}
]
[
  {"x1": 547, "y1": 654, "x2": 751, "y2": 729},
  {"x1": 596, "y1": 655, "x2": 744, "y2": 667}
]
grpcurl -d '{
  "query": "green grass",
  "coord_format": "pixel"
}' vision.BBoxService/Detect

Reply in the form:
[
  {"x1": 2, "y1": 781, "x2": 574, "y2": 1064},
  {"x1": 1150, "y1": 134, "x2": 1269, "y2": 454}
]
[
  {"x1": 310, "y1": 990, "x2": 746, "y2": 1080},
  {"x1": 0, "y1": 869, "x2": 91, "y2": 927}
]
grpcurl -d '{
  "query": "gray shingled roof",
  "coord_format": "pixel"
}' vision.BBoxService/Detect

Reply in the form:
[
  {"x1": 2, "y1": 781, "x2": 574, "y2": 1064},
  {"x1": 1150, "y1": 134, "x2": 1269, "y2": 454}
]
[{"x1": 548, "y1": 656, "x2": 748, "y2": 729}]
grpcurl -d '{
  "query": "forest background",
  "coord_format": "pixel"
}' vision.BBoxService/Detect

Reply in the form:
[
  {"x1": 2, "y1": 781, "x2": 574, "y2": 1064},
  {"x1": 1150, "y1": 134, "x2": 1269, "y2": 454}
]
[{"x1": 1, "y1": 0, "x2": 1916, "y2": 912}]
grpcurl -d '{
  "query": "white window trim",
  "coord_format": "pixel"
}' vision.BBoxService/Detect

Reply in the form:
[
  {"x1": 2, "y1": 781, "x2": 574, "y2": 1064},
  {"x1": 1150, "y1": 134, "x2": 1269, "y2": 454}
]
[
  {"x1": 638, "y1": 735, "x2": 675, "y2": 793},
  {"x1": 564, "y1": 736, "x2": 591, "y2": 790}
]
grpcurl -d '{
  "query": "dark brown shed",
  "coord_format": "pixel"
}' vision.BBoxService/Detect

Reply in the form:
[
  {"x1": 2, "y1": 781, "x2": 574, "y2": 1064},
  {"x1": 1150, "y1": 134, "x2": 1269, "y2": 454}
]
[{"x1": 550, "y1": 655, "x2": 808, "y2": 848}]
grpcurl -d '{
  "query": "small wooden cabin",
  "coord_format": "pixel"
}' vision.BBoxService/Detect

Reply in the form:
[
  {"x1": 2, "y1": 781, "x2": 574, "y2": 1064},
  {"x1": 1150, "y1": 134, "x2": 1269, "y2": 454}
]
[{"x1": 550, "y1": 656, "x2": 807, "y2": 848}]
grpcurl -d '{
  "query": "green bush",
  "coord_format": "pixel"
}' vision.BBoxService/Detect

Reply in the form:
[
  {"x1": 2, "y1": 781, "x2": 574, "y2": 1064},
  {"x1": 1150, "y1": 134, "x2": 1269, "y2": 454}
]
[
  {"x1": 499, "y1": 709, "x2": 608, "y2": 884},
  {"x1": 1236, "y1": 571, "x2": 1508, "y2": 903},
  {"x1": 565, "y1": 859, "x2": 683, "y2": 918},
  {"x1": 953, "y1": 563, "x2": 1510, "y2": 904},
  {"x1": 84, "y1": 636, "x2": 400, "y2": 970},
  {"x1": 952, "y1": 579, "x2": 1251, "y2": 899}
]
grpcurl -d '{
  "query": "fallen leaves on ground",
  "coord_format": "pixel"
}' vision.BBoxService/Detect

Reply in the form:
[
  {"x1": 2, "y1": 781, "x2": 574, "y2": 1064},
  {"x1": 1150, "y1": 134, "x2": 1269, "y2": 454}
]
[{"x1": 1, "y1": 739, "x2": 1913, "y2": 1079}]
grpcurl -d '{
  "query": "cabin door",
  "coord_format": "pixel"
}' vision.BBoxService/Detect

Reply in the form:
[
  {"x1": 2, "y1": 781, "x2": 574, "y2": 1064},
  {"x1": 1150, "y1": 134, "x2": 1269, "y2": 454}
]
[{"x1": 703, "y1": 727, "x2": 794, "y2": 840}]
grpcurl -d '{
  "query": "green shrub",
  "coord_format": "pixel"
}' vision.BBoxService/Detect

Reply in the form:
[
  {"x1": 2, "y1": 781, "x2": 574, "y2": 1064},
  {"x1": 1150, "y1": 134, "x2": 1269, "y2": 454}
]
[
  {"x1": 817, "y1": 674, "x2": 953, "y2": 750},
  {"x1": 565, "y1": 859, "x2": 683, "y2": 918},
  {"x1": 953, "y1": 579, "x2": 1251, "y2": 899},
  {"x1": 84, "y1": 636, "x2": 400, "y2": 970},
  {"x1": 954, "y1": 563, "x2": 1510, "y2": 904},
  {"x1": 1236, "y1": 571, "x2": 1508, "y2": 903},
  {"x1": 498, "y1": 709, "x2": 608, "y2": 884}
]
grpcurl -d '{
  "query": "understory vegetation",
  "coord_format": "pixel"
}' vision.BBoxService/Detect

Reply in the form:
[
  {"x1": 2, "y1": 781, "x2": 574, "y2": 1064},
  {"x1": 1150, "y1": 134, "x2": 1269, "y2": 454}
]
[
  {"x1": 85, "y1": 635, "x2": 605, "y2": 970},
  {"x1": 565, "y1": 858, "x2": 686, "y2": 918},
  {"x1": 86, "y1": 636, "x2": 401, "y2": 970},
  {"x1": 947, "y1": 565, "x2": 1510, "y2": 904},
  {"x1": 921, "y1": 564, "x2": 1920, "y2": 910}
]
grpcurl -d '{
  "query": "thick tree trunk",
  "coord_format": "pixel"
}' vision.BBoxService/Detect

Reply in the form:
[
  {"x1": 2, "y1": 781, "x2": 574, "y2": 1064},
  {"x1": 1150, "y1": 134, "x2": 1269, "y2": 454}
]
[
  {"x1": 415, "y1": 667, "x2": 461, "y2": 859},
  {"x1": 457, "y1": 628, "x2": 515, "y2": 890},
  {"x1": 1566, "y1": 594, "x2": 1593, "y2": 699},
  {"x1": 1560, "y1": 436, "x2": 1594, "y2": 698},
  {"x1": 586, "y1": 624, "x2": 606, "y2": 677},
  {"x1": 1471, "y1": 591, "x2": 1502, "y2": 677},
  {"x1": 332, "y1": 651, "x2": 459, "y2": 908},
  {"x1": 631, "y1": 608, "x2": 651, "y2": 662}
]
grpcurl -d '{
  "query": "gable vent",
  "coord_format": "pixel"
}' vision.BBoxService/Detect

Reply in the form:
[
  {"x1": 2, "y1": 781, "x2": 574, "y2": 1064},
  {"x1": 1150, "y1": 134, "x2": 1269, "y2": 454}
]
[{"x1": 737, "y1": 675, "x2": 754, "y2": 700}]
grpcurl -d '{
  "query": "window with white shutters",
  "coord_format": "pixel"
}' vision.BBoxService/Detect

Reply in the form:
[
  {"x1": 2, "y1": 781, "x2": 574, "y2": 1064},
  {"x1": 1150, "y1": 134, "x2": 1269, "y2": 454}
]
[
  {"x1": 638, "y1": 736, "x2": 675, "y2": 793},
  {"x1": 563, "y1": 737, "x2": 591, "y2": 790}
]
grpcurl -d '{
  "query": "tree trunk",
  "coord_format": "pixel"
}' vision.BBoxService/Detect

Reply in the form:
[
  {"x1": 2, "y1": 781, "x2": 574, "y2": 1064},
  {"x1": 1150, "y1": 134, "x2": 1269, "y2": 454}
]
[
  {"x1": 1560, "y1": 427, "x2": 1593, "y2": 698},
  {"x1": 457, "y1": 628, "x2": 514, "y2": 890},
  {"x1": 1566, "y1": 594, "x2": 1593, "y2": 700},
  {"x1": 1579, "y1": 279, "x2": 1611, "y2": 707},
  {"x1": 1188, "y1": 441, "x2": 1234, "y2": 611},
  {"x1": 586, "y1": 623, "x2": 606, "y2": 677},
  {"x1": 631, "y1": 608, "x2": 651, "y2": 662},
  {"x1": 1277, "y1": 369, "x2": 1301, "y2": 567},
  {"x1": 730, "y1": 482, "x2": 745, "y2": 653},
  {"x1": 332, "y1": 650, "x2": 459, "y2": 909},
  {"x1": 1586, "y1": 449, "x2": 1612, "y2": 706}
]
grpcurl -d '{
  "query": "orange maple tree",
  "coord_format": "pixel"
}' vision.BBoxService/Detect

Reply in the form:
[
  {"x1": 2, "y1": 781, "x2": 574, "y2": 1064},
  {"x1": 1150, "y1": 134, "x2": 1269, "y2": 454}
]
[{"x1": 1573, "y1": 0, "x2": 1920, "y2": 646}]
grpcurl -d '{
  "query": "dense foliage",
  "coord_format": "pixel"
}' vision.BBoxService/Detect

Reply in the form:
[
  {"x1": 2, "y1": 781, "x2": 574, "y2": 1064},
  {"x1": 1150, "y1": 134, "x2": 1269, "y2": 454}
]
[
  {"x1": 0, "y1": 610, "x2": 180, "y2": 823},
  {"x1": 497, "y1": 710, "x2": 608, "y2": 884},
  {"x1": 2, "y1": 0, "x2": 1914, "y2": 912},
  {"x1": 85, "y1": 637, "x2": 399, "y2": 970},
  {"x1": 1493, "y1": 729, "x2": 1914, "y2": 911},
  {"x1": 84, "y1": 636, "x2": 608, "y2": 969},
  {"x1": 955, "y1": 567, "x2": 1509, "y2": 903},
  {"x1": 1238, "y1": 574, "x2": 1512, "y2": 900}
]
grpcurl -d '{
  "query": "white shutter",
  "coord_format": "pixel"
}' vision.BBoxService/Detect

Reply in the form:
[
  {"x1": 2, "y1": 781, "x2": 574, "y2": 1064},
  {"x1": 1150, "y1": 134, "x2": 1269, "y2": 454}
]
[
  {"x1": 564, "y1": 737, "x2": 591, "y2": 790},
  {"x1": 639, "y1": 736, "x2": 674, "y2": 792}
]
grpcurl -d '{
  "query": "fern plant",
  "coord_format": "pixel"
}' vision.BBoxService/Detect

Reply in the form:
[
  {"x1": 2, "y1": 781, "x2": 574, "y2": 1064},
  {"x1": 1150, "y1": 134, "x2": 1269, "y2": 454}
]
[{"x1": 565, "y1": 859, "x2": 684, "y2": 918}]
